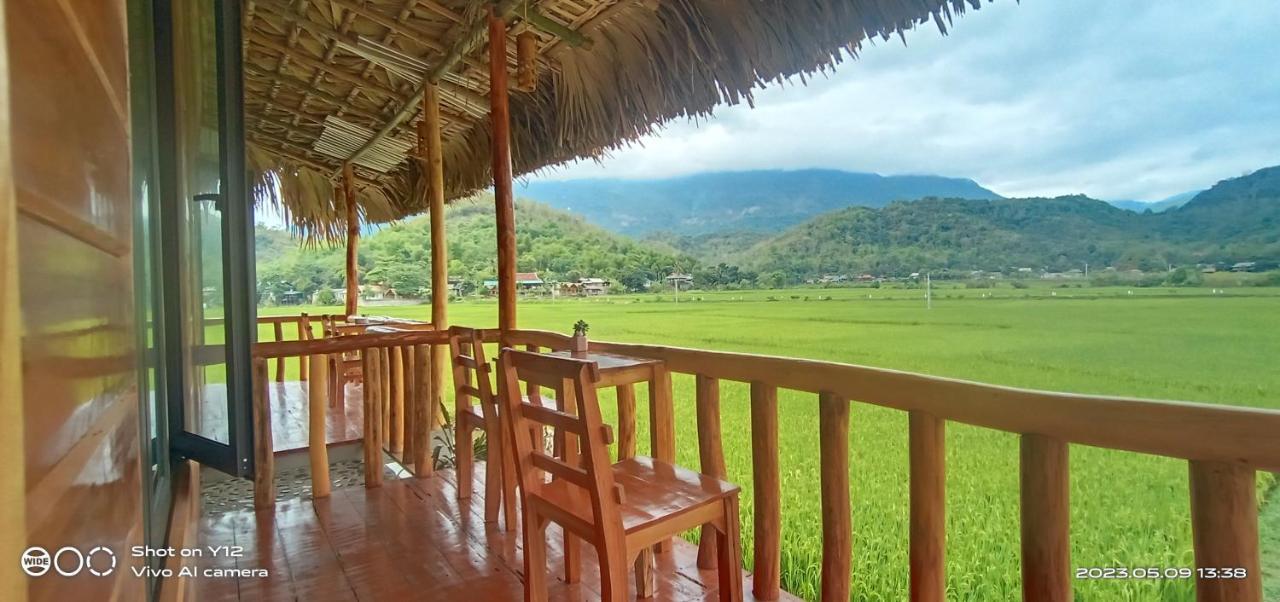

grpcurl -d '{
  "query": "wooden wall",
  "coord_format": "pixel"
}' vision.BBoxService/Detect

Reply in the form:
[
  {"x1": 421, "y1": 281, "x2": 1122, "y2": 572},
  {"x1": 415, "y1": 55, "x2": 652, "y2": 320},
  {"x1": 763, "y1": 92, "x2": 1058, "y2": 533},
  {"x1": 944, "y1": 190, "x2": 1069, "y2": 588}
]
[{"x1": 6, "y1": 0, "x2": 146, "y2": 599}]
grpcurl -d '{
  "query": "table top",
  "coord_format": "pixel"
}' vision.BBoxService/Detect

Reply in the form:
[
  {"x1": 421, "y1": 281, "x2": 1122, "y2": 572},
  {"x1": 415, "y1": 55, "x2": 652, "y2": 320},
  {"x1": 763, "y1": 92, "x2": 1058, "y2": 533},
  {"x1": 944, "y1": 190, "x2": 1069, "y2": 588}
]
[{"x1": 542, "y1": 350, "x2": 660, "y2": 372}]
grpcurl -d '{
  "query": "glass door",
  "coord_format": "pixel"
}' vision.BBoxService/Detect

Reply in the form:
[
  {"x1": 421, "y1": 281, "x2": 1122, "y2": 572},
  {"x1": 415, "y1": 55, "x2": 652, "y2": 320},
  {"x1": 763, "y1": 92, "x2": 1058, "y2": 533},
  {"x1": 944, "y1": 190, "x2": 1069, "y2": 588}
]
[{"x1": 155, "y1": 0, "x2": 255, "y2": 477}]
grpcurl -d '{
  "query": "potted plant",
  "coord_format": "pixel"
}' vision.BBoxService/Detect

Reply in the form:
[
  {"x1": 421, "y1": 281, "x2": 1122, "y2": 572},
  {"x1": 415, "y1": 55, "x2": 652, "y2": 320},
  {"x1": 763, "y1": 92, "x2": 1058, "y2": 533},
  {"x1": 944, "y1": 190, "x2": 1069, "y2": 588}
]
[{"x1": 571, "y1": 320, "x2": 589, "y2": 354}]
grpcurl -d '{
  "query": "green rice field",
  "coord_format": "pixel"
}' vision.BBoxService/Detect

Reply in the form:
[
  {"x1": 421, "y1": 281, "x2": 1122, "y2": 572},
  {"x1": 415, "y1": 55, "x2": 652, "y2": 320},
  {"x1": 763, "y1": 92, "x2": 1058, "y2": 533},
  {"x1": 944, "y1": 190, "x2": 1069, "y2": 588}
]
[{"x1": 261, "y1": 284, "x2": 1280, "y2": 601}]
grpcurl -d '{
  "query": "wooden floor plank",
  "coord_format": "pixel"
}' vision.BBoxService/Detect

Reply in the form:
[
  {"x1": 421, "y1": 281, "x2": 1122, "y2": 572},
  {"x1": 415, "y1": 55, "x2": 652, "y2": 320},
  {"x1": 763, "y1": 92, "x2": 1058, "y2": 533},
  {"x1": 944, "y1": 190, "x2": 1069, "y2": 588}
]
[{"x1": 194, "y1": 466, "x2": 799, "y2": 601}]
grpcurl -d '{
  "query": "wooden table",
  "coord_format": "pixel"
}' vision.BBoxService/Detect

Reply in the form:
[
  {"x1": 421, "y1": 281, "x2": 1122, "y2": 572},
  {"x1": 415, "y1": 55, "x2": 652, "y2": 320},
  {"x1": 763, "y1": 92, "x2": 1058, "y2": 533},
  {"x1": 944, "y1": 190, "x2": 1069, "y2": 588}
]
[{"x1": 540, "y1": 350, "x2": 675, "y2": 465}]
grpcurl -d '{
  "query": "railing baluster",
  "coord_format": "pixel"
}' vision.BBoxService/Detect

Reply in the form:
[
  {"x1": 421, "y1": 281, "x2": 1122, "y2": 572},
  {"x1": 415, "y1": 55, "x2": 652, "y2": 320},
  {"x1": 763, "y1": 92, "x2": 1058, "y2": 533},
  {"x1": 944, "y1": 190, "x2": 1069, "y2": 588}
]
[
  {"x1": 1189, "y1": 461, "x2": 1261, "y2": 601},
  {"x1": 909, "y1": 411, "x2": 945, "y2": 602},
  {"x1": 364, "y1": 347, "x2": 383, "y2": 487},
  {"x1": 273, "y1": 322, "x2": 285, "y2": 382},
  {"x1": 403, "y1": 345, "x2": 416, "y2": 463},
  {"x1": 751, "y1": 381, "x2": 781, "y2": 600},
  {"x1": 413, "y1": 343, "x2": 432, "y2": 476},
  {"x1": 299, "y1": 314, "x2": 310, "y2": 382},
  {"x1": 252, "y1": 358, "x2": 274, "y2": 508},
  {"x1": 309, "y1": 353, "x2": 331, "y2": 498},
  {"x1": 695, "y1": 375, "x2": 726, "y2": 569},
  {"x1": 390, "y1": 346, "x2": 405, "y2": 456},
  {"x1": 1020, "y1": 434, "x2": 1069, "y2": 601},
  {"x1": 819, "y1": 392, "x2": 851, "y2": 601},
  {"x1": 381, "y1": 346, "x2": 392, "y2": 452}
]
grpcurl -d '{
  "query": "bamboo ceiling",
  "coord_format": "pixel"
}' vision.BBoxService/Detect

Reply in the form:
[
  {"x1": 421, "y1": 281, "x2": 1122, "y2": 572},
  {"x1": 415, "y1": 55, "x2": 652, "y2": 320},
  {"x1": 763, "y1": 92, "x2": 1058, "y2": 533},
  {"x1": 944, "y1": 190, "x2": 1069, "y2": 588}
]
[{"x1": 245, "y1": 0, "x2": 989, "y2": 240}]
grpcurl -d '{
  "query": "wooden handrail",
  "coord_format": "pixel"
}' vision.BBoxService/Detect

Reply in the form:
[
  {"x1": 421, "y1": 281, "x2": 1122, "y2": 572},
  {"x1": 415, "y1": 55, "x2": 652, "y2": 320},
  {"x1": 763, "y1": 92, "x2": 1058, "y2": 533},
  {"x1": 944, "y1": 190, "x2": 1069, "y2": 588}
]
[
  {"x1": 253, "y1": 328, "x2": 449, "y2": 358},
  {"x1": 506, "y1": 329, "x2": 1280, "y2": 471},
  {"x1": 504, "y1": 328, "x2": 1272, "y2": 601}
]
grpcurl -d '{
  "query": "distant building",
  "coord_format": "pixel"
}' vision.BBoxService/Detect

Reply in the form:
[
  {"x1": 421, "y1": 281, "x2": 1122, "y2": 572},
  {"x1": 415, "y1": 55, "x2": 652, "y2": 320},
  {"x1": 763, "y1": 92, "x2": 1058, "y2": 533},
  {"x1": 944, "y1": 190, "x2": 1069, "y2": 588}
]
[
  {"x1": 579, "y1": 277, "x2": 610, "y2": 296},
  {"x1": 516, "y1": 272, "x2": 545, "y2": 291},
  {"x1": 1232, "y1": 262, "x2": 1257, "y2": 272},
  {"x1": 665, "y1": 273, "x2": 693, "y2": 288},
  {"x1": 818, "y1": 274, "x2": 848, "y2": 283},
  {"x1": 279, "y1": 290, "x2": 305, "y2": 305}
]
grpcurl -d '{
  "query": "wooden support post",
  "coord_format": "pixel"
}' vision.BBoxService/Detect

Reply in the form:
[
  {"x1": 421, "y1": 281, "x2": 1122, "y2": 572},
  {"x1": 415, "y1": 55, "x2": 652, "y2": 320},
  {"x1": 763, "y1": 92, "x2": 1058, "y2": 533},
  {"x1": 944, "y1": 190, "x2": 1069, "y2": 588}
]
[
  {"x1": 380, "y1": 347, "x2": 392, "y2": 451},
  {"x1": 489, "y1": 8, "x2": 517, "y2": 335},
  {"x1": 909, "y1": 411, "x2": 946, "y2": 602},
  {"x1": 342, "y1": 165, "x2": 359, "y2": 317},
  {"x1": 695, "y1": 375, "x2": 726, "y2": 569},
  {"x1": 308, "y1": 354, "x2": 331, "y2": 498},
  {"x1": 1020, "y1": 434, "x2": 1070, "y2": 602},
  {"x1": 413, "y1": 343, "x2": 432, "y2": 476},
  {"x1": 819, "y1": 393, "x2": 851, "y2": 602},
  {"x1": 252, "y1": 358, "x2": 274, "y2": 508},
  {"x1": 423, "y1": 83, "x2": 449, "y2": 430},
  {"x1": 1189, "y1": 461, "x2": 1261, "y2": 602},
  {"x1": 390, "y1": 346, "x2": 404, "y2": 455},
  {"x1": 750, "y1": 382, "x2": 781, "y2": 600}
]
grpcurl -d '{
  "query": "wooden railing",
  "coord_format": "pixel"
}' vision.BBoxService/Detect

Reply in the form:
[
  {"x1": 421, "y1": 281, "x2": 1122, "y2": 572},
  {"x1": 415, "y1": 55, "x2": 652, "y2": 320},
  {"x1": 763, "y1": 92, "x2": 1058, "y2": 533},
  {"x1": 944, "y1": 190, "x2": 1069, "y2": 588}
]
[
  {"x1": 250, "y1": 323, "x2": 446, "y2": 505},
  {"x1": 504, "y1": 329, "x2": 1278, "y2": 602}
]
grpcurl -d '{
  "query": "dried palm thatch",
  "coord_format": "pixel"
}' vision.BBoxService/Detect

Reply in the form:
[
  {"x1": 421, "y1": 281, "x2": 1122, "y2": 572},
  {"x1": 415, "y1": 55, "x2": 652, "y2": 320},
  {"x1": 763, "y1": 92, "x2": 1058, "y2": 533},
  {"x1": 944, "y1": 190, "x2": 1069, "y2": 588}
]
[{"x1": 245, "y1": 0, "x2": 990, "y2": 240}]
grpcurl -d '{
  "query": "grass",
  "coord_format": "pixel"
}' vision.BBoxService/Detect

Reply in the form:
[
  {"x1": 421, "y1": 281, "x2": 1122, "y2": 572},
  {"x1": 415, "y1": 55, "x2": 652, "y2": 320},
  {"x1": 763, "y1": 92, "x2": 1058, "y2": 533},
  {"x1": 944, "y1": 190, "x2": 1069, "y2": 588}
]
[{"x1": 258, "y1": 283, "x2": 1280, "y2": 601}]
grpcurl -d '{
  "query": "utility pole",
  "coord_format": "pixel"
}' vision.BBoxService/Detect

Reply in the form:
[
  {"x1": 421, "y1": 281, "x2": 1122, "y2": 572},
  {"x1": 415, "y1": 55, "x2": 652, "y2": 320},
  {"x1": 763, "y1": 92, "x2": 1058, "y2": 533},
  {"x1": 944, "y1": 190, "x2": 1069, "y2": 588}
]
[
  {"x1": 1084, "y1": 262, "x2": 1089, "y2": 279},
  {"x1": 926, "y1": 273, "x2": 932, "y2": 310}
]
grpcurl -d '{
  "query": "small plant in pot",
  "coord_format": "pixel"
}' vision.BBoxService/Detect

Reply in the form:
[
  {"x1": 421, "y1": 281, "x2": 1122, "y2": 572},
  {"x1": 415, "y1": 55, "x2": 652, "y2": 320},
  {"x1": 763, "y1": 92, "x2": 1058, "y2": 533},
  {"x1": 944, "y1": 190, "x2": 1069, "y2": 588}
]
[{"x1": 571, "y1": 320, "x2": 589, "y2": 353}]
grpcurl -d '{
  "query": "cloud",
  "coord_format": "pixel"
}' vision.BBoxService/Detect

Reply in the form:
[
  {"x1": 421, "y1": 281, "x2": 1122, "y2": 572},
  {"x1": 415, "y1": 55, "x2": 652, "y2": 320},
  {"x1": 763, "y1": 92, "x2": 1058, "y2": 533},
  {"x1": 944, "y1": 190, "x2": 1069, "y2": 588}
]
[{"x1": 530, "y1": 0, "x2": 1280, "y2": 201}]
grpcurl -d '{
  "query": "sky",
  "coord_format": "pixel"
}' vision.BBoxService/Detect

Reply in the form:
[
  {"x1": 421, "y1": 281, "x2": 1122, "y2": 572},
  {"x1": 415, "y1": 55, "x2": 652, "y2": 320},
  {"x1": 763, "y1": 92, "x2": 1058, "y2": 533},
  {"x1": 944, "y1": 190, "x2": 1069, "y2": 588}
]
[{"x1": 526, "y1": 0, "x2": 1280, "y2": 202}]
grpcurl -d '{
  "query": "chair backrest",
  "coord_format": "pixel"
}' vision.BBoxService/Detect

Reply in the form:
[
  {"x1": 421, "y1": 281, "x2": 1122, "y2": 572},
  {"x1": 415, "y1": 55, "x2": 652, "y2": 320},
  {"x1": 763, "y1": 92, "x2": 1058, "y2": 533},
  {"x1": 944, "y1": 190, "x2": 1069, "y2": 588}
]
[
  {"x1": 497, "y1": 348, "x2": 620, "y2": 534},
  {"x1": 448, "y1": 326, "x2": 497, "y2": 413}
]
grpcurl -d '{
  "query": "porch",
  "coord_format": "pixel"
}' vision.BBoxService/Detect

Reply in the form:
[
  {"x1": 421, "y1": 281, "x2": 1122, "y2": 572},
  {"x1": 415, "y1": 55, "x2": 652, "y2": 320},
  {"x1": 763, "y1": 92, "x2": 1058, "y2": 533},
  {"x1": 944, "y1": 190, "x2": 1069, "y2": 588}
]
[{"x1": 196, "y1": 463, "x2": 789, "y2": 602}]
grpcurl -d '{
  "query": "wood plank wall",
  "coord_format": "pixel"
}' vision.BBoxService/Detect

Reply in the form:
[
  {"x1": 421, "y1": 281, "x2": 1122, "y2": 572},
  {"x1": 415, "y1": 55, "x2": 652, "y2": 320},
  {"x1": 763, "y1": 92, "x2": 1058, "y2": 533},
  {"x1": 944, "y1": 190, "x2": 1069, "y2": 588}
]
[{"x1": 6, "y1": 0, "x2": 146, "y2": 599}]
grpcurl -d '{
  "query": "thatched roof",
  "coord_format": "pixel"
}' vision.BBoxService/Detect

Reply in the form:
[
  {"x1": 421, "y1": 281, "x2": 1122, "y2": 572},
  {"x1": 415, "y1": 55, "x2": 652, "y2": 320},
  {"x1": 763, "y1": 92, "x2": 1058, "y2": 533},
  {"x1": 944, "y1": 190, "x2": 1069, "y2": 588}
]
[{"x1": 246, "y1": 0, "x2": 989, "y2": 239}]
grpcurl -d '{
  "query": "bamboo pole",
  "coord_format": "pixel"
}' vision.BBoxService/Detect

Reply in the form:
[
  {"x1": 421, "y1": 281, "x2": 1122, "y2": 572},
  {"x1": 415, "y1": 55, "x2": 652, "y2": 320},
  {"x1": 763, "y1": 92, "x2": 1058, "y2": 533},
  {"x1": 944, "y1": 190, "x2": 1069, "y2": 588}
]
[
  {"x1": 413, "y1": 343, "x2": 433, "y2": 475},
  {"x1": 489, "y1": 8, "x2": 517, "y2": 335},
  {"x1": 424, "y1": 84, "x2": 449, "y2": 430},
  {"x1": 252, "y1": 358, "x2": 274, "y2": 508},
  {"x1": 342, "y1": 166, "x2": 359, "y2": 317},
  {"x1": 390, "y1": 346, "x2": 404, "y2": 455},
  {"x1": 308, "y1": 354, "x2": 331, "y2": 498}
]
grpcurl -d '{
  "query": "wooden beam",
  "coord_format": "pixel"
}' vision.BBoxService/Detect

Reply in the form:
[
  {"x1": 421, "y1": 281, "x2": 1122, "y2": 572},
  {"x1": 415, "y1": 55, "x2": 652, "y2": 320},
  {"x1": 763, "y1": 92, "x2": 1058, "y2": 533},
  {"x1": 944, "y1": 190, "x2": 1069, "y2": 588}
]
[
  {"x1": 250, "y1": 34, "x2": 408, "y2": 101},
  {"x1": 519, "y1": 4, "x2": 594, "y2": 49},
  {"x1": 490, "y1": 8, "x2": 518, "y2": 333},
  {"x1": 347, "y1": 0, "x2": 523, "y2": 166},
  {"x1": 245, "y1": 62, "x2": 387, "y2": 124},
  {"x1": 343, "y1": 163, "x2": 360, "y2": 317}
]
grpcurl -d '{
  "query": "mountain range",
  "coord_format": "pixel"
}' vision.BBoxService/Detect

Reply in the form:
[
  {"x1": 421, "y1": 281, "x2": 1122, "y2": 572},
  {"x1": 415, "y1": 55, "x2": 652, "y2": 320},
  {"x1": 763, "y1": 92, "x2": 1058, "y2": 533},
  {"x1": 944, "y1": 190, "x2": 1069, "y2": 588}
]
[{"x1": 517, "y1": 169, "x2": 1002, "y2": 235}]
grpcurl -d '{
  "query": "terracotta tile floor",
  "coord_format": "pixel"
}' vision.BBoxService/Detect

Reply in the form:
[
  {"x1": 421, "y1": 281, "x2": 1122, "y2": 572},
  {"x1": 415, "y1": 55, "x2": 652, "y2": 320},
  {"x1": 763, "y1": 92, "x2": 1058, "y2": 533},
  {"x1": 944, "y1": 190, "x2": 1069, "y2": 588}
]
[{"x1": 196, "y1": 463, "x2": 796, "y2": 601}]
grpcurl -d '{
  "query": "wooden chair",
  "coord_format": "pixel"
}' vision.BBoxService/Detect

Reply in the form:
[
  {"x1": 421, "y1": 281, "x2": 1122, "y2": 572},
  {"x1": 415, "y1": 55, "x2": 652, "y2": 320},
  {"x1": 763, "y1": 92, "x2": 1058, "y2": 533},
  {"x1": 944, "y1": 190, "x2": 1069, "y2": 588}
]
[
  {"x1": 497, "y1": 348, "x2": 744, "y2": 602},
  {"x1": 323, "y1": 316, "x2": 363, "y2": 407},
  {"x1": 448, "y1": 326, "x2": 511, "y2": 526}
]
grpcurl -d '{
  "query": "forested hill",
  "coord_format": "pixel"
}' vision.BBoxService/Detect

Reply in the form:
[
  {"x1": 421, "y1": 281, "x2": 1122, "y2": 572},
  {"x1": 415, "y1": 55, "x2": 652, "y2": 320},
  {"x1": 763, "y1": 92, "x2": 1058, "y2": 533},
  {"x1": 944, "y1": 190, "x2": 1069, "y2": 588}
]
[
  {"x1": 255, "y1": 197, "x2": 695, "y2": 299},
  {"x1": 518, "y1": 169, "x2": 1001, "y2": 235},
  {"x1": 738, "y1": 166, "x2": 1280, "y2": 277}
]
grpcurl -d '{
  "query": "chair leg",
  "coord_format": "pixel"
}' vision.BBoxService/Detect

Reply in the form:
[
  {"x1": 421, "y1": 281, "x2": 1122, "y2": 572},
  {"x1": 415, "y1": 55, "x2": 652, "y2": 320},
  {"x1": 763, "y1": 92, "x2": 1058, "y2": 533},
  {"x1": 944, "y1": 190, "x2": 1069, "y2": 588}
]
[
  {"x1": 563, "y1": 531, "x2": 580, "y2": 583},
  {"x1": 500, "y1": 416, "x2": 519, "y2": 531},
  {"x1": 456, "y1": 416, "x2": 474, "y2": 501},
  {"x1": 523, "y1": 511, "x2": 549, "y2": 602},
  {"x1": 717, "y1": 496, "x2": 744, "y2": 602},
  {"x1": 599, "y1": 543, "x2": 630, "y2": 602},
  {"x1": 634, "y1": 546, "x2": 656, "y2": 598},
  {"x1": 483, "y1": 421, "x2": 502, "y2": 523}
]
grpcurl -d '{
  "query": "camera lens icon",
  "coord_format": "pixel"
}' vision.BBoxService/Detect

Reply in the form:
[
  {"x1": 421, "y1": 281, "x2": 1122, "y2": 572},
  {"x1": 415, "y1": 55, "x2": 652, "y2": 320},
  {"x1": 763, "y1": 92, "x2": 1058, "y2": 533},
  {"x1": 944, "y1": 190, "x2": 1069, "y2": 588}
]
[
  {"x1": 20, "y1": 546, "x2": 115, "y2": 577},
  {"x1": 21, "y1": 547, "x2": 51, "y2": 577}
]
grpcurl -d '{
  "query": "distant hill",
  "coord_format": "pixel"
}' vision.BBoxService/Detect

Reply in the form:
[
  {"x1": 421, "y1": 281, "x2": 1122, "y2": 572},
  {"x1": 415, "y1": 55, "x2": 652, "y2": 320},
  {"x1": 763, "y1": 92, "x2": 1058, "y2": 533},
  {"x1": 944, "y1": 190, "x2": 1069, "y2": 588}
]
[
  {"x1": 518, "y1": 169, "x2": 1002, "y2": 235},
  {"x1": 1106, "y1": 190, "x2": 1199, "y2": 213},
  {"x1": 737, "y1": 166, "x2": 1280, "y2": 278},
  {"x1": 255, "y1": 197, "x2": 694, "y2": 299}
]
